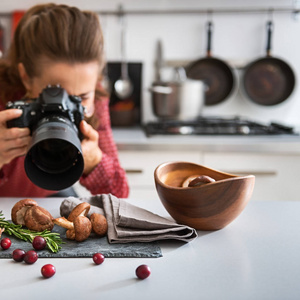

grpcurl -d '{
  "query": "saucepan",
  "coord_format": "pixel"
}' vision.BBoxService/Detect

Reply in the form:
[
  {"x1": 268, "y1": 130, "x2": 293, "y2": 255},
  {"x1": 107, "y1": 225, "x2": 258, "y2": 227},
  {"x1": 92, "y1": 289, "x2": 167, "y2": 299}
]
[
  {"x1": 242, "y1": 21, "x2": 296, "y2": 106},
  {"x1": 149, "y1": 67, "x2": 206, "y2": 120}
]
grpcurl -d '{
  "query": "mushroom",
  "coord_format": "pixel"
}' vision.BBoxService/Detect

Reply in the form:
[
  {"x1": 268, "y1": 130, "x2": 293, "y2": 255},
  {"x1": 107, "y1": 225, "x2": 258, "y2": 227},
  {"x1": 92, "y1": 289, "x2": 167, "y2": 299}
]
[
  {"x1": 24, "y1": 206, "x2": 54, "y2": 231},
  {"x1": 181, "y1": 175, "x2": 201, "y2": 187},
  {"x1": 11, "y1": 198, "x2": 38, "y2": 225},
  {"x1": 53, "y1": 216, "x2": 92, "y2": 242},
  {"x1": 67, "y1": 202, "x2": 91, "y2": 222},
  {"x1": 90, "y1": 213, "x2": 108, "y2": 237},
  {"x1": 188, "y1": 175, "x2": 215, "y2": 187},
  {"x1": 182, "y1": 175, "x2": 215, "y2": 187}
]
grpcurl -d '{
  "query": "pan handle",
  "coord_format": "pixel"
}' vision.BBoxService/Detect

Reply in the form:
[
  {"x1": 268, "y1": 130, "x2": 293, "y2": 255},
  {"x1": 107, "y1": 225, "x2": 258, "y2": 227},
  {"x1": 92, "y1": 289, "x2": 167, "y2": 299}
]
[
  {"x1": 206, "y1": 21, "x2": 213, "y2": 57},
  {"x1": 266, "y1": 21, "x2": 273, "y2": 57}
]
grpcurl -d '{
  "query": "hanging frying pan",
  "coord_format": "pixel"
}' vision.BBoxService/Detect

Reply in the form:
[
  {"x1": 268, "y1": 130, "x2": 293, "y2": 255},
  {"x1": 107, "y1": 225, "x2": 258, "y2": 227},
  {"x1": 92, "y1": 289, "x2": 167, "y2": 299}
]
[
  {"x1": 185, "y1": 21, "x2": 236, "y2": 106},
  {"x1": 242, "y1": 21, "x2": 296, "y2": 106}
]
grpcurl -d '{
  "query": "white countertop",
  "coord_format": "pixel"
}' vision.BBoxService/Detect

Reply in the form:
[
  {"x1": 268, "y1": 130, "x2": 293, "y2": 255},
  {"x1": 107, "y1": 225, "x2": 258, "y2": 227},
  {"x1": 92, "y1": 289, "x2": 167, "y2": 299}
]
[
  {"x1": 1, "y1": 197, "x2": 300, "y2": 300},
  {"x1": 112, "y1": 127, "x2": 300, "y2": 154}
]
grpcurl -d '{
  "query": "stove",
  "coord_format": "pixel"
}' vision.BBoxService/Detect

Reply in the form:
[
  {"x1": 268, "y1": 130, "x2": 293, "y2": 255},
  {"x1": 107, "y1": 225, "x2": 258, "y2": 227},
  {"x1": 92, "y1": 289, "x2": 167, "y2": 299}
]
[{"x1": 144, "y1": 117, "x2": 299, "y2": 136}]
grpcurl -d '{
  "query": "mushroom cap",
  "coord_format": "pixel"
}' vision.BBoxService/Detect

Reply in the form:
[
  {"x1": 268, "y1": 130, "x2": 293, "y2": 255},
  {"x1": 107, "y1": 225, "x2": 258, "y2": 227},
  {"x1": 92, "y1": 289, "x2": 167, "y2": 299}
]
[
  {"x1": 11, "y1": 199, "x2": 38, "y2": 225},
  {"x1": 188, "y1": 175, "x2": 216, "y2": 187},
  {"x1": 68, "y1": 202, "x2": 91, "y2": 222},
  {"x1": 73, "y1": 216, "x2": 92, "y2": 242},
  {"x1": 181, "y1": 175, "x2": 201, "y2": 188},
  {"x1": 24, "y1": 206, "x2": 54, "y2": 231},
  {"x1": 90, "y1": 213, "x2": 108, "y2": 236}
]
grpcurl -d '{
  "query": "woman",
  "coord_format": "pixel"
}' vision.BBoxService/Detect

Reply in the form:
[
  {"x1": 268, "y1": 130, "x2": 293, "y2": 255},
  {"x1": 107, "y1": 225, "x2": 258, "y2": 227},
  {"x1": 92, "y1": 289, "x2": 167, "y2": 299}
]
[{"x1": 0, "y1": 4, "x2": 129, "y2": 198}]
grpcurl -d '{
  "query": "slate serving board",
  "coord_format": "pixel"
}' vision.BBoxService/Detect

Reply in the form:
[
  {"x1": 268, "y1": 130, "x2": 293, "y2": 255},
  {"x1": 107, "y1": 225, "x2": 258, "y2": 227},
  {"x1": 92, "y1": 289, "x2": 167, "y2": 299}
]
[{"x1": 0, "y1": 225, "x2": 162, "y2": 259}]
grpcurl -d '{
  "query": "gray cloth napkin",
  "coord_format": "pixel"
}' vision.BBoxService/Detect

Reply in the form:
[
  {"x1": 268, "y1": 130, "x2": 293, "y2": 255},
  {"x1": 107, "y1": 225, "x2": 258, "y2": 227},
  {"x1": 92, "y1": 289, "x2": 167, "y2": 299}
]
[{"x1": 60, "y1": 194, "x2": 198, "y2": 244}]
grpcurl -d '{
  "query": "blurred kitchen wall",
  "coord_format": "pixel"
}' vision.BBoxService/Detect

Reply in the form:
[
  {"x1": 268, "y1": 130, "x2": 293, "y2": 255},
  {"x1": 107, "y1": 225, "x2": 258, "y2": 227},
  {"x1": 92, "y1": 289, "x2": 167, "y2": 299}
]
[{"x1": 1, "y1": 0, "x2": 300, "y2": 126}]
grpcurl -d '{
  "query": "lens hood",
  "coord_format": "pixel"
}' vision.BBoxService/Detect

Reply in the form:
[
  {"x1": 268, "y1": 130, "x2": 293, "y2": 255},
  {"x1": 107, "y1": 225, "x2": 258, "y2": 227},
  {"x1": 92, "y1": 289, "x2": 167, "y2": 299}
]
[{"x1": 25, "y1": 116, "x2": 84, "y2": 190}]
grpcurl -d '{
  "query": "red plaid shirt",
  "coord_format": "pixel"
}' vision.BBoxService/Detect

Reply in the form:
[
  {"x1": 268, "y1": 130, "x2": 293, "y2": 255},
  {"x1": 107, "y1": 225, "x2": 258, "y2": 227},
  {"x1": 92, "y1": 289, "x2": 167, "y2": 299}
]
[{"x1": 0, "y1": 97, "x2": 129, "y2": 198}]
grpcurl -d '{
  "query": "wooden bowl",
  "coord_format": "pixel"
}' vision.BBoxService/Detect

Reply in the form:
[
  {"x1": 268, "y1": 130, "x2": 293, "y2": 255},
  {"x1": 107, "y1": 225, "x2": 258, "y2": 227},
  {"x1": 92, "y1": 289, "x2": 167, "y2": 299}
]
[{"x1": 154, "y1": 161, "x2": 255, "y2": 230}]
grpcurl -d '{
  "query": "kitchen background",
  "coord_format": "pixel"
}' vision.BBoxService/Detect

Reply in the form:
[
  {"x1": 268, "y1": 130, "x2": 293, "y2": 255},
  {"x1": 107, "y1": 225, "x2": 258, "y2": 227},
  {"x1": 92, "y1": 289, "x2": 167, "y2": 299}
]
[
  {"x1": 1, "y1": 0, "x2": 300, "y2": 127},
  {"x1": 1, "y1": 0, "x2": 300, "y2": 202}
]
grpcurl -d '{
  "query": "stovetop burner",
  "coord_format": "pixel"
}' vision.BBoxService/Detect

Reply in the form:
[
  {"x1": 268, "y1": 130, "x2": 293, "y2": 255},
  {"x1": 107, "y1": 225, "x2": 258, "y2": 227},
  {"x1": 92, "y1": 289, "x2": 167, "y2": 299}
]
[{"x1": 144, "y1": 117, "x2": 299, "y2": 136}]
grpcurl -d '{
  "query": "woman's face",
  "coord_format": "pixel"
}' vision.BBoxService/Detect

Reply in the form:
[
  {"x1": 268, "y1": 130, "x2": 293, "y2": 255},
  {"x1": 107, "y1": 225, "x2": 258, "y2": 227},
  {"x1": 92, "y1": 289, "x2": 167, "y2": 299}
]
[{"x1": 19, "y1": 60, "x2": 99, "y2": 118}]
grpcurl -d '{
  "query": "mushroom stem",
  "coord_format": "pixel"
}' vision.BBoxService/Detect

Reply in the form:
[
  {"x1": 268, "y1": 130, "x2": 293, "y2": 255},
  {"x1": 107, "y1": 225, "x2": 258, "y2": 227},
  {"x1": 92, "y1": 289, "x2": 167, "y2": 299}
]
[
  {"x1": 0, "y1": 227, "x2": 4, "y2": 238},
  {"x1": 53, "y1": 217, "x2": 74, "y2": 230},
  {"x1": 53, "y1": 216, "x2": 92, "y2": 242}
]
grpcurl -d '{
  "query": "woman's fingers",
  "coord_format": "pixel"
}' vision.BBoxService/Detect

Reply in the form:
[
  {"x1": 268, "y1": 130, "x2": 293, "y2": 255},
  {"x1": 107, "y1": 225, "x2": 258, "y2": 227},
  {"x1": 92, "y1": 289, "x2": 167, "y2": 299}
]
[
  {"x1": 80, "y1": 120, "x2": 98, "y2": 141},
  {"x1": 0, "y1": 109, "x2": 23, "y2": 125},
  {"x1": 0, "y1": 109, "x2": 31, "y2": 167}
]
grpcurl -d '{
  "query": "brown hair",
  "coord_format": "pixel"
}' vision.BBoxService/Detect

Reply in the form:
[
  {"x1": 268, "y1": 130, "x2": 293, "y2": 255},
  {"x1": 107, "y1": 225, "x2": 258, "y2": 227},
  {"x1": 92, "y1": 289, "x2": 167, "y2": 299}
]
[{"x1": 0, "y1": 3, "x2": 107, "y2": 115}]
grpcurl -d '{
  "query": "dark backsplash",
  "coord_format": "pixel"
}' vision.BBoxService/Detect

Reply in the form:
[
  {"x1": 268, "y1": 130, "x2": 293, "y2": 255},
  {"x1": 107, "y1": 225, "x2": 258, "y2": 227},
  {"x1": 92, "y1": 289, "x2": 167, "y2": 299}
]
[{"x1": 107, "y1": 62, "x2": 142, "y2": 127}]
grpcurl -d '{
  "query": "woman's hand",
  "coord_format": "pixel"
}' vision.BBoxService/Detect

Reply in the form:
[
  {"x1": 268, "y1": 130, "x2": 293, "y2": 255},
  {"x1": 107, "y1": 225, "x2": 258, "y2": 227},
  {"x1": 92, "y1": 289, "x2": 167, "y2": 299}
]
[
  {"x1": 0, "y1": 109, "x2": 31, "y2": 169},
  {"x1": 79, "y1": 120, "x2": 102, "y2": 175}
]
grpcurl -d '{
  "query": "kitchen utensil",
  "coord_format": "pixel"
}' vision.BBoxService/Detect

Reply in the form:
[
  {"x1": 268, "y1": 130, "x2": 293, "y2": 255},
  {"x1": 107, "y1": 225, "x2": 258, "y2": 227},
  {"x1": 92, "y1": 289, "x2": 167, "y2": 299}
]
[
  {"x1": 155, "y1": 39, "x2": 164, "y2": 81},
  {"x1": 185, "y1": 21, "x2": 236, "y2": 106},
  {"x1": 242, "y1": 21, "x2": 295, "y2": 106},
  {"x1": 154, "y1": 161, "x2": 255, "y2": 230},
  {"x1": 114, "y1": 13, "x2": 133, "y2": 99},
  {"x1": 102, "y1": 63, "x2": 111, "y2": 93},
  {"x1": 149, "y1": 67, "x2": 205, "y2": 120}
]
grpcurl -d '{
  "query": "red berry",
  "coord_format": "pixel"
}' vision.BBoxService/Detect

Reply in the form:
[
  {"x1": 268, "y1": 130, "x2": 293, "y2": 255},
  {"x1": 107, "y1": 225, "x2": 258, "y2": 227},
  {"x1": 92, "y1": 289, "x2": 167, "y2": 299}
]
[
  {"x1": 24, "y1": 250, "x2": 38, "y2": 264},
  {"x1": 1, "y1": 237, "x2": 11, "y2": 250},
  {"x1": 32, "y1": 236, "x2": 46, "y2": 250},
  {"x1": 12, "y1": 249, "x2": 26, "y2": 262},
  {"x1": 41, "y1": 264, "x2": 56, "y2": 278},
  {"x1": 135, "y1": 264, "x2": 151, "y2": 279},
  {"x1": 93, "y1": 253, "x2": 105, "y2": 265}
]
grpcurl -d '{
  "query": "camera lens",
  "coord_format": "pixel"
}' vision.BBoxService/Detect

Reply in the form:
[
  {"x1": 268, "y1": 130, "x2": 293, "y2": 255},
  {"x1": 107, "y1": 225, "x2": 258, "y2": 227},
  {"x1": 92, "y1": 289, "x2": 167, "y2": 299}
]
[
  {"x1": 25, "y1": 116, "x2": 84, "y2": 190},
  {"x1": 33, "y1": 139, "x2": 80, "y2": 174}
]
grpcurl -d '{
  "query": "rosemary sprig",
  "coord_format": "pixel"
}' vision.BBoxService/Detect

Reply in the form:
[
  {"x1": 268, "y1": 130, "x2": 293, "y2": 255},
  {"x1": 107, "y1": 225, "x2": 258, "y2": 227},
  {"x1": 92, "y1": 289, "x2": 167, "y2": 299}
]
[{"x1": 0, "y1": 210, "x2": 63, "y2": 253}]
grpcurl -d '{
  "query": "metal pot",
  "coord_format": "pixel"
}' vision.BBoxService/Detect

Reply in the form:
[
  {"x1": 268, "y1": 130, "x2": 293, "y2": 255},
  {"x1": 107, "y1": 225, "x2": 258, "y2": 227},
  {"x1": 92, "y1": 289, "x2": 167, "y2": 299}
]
[{"x1": 149, "y1": 67, "x2": 205, "y2": 120}]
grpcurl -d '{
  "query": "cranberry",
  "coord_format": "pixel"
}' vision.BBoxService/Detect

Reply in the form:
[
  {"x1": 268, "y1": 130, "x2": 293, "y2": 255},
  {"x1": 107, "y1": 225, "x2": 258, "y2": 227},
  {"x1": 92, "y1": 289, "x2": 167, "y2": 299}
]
[
  {"x1": 12, "y1": 249, "x2": 26, "y2": 262},
  {"x1": 32, "y1": 236, "x2": 46, "y2": 250},
  {"x1": 24, "y1": 250, "x2": 38, "y2": 264},
  {"x1": 135, "y1": 264, "x2": 151, "y2": 279},
  {"x1": 41, "y1": 264, "x2": 56, "y2": 278},
  {"x1": 1, "y1": 237, "x2": 11, "y2": 250},
  {"x1": 93, "y1": 253, "x2": 105, "y2": 265}
]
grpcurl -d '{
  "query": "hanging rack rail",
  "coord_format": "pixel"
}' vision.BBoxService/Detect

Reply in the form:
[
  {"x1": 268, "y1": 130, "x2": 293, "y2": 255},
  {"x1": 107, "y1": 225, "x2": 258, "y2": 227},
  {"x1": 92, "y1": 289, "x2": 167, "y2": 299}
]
[
  {"x1": 98, "y1": 7, "x2": 299, "y2": 16},
  {"x1": 0, "y1": 6, "x2": 299, "y2": 18}
]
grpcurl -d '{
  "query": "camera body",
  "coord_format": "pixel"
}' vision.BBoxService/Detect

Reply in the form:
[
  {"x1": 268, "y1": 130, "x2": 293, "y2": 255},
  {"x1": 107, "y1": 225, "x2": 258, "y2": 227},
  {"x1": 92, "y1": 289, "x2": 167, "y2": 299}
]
[
  {"x1": 6, "y1": 85, "x2": 84, "y2": 136},
  {"x1": 6, "y1": 85, "x2": 85, "y2": 191}
]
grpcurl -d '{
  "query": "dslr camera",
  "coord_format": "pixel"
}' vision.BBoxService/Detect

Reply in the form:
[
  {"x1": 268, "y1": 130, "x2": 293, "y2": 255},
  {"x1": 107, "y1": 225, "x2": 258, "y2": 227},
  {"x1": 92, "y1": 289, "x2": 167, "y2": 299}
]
[{"x1": 6, "y1": 85, "x2": 85, "y2": 191}]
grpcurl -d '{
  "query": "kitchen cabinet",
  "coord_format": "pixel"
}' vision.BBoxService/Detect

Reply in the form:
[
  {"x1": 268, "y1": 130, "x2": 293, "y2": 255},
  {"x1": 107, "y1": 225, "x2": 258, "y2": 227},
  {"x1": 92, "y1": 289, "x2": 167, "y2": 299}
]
[
  {"x1": 118, "y1": 150, "x2": 300, "y2": 202},
  {"x1": 203, "y1": 152, "x2": 300, "y2": 202}
]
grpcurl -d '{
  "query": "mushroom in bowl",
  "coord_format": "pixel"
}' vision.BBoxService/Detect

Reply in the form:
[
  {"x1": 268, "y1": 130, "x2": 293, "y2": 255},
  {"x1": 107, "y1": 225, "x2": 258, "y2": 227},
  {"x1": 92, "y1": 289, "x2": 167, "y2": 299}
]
[{"x1": 154, "y1": 161, "x2": 255, "y2": 231}]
